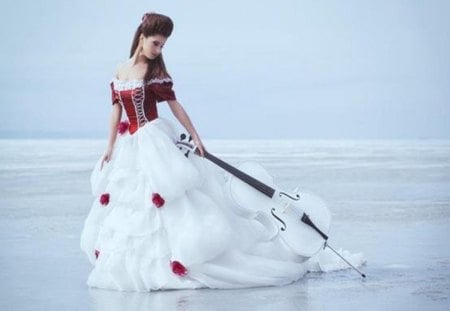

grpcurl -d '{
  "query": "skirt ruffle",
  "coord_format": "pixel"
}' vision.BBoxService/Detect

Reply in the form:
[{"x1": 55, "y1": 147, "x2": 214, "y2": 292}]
[{"x1": 80, "y1": 118, "x2": 365, "y2": 292}]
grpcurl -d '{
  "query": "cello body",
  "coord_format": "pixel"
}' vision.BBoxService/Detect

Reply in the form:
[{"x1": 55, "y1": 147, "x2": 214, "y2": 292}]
[
  {"x1": 227, "y1": 161, "x2": 331, "y2": 257},
  {"x1": 176, "y1": 137, "x2": 331, "y2": 258}
]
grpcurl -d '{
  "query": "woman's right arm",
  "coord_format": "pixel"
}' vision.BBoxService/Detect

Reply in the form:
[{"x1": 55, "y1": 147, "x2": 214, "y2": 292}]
[
  {"x1": 101, "y1": 103, "x2": 122, "y2": 169},
  {"x1": 107, "y1": 102, "x2": 122, "y2": 148}
]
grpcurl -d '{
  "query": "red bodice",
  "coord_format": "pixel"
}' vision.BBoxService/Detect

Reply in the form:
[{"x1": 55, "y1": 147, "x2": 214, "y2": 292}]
[{"x1": 110, "y1": 77, "x2": 177, "y2": 134}]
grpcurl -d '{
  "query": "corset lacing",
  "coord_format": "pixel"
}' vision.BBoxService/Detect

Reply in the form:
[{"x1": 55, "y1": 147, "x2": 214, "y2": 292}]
[{"x1": 132, "y1": 86, "x2": 148, "y2": 127}]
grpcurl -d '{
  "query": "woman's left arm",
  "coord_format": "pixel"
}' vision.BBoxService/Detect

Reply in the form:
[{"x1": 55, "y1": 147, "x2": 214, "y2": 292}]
[{"x1": 167, "y1": 99, "x2": 206, "y2": 157}]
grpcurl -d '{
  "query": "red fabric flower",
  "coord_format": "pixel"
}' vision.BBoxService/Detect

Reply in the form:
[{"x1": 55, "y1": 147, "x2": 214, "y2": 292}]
[
  {"x1": 95, "y1": 249, "x2": 100, "y2": 259},
  {"x1": 99, "y1": 193, "x2": 110, "y2": 206},
  {"x1": 170, "y1": 260, "x2": 188, "y2": 276},
  {"x1": 152, "y1": 193, "x2": 165, "y2": 208},
  {"x1": 117, "y1": 121, "x2": 130, "y2": 135}
]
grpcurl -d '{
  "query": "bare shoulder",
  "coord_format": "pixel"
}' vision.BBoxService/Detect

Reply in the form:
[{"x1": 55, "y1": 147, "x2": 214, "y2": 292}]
[{"x1": 114, "y1": 61, "x2": 130, "y2": 80}]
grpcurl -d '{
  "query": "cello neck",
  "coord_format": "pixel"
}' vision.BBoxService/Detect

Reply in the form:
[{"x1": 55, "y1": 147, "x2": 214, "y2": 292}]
[{"x1": 200, "y1": 149, "x2": 276, "y2": 199}]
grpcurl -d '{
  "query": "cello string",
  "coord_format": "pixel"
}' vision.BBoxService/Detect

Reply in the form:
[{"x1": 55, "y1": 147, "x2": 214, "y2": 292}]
[
  {"x1": 196, "y1": 143, "x2": 363, "y2": 276},
  {"x1": 184, "y1": 141, "x2": 306, "y2": 223}
]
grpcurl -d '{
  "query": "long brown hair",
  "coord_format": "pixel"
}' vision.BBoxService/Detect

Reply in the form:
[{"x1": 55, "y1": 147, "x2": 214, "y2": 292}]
[{"x1": 129, "y1": 12, "x2": 174, "y2": 82}]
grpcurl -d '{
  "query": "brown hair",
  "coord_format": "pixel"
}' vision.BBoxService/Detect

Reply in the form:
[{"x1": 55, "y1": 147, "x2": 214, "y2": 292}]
[{"x1": 129, "y1": 12, "x2": 174, "y2": 82}]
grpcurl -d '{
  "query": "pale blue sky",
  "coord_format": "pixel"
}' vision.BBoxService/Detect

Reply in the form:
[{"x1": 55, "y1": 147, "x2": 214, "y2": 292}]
[{"x1": 0, "y1": 0, "x2": 449, "y2": 139}]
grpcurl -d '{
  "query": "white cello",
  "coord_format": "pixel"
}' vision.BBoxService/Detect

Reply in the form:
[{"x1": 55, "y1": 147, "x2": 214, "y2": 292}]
[{"x1": 176, "y1": 134, "x2": 365, "y2": 278}]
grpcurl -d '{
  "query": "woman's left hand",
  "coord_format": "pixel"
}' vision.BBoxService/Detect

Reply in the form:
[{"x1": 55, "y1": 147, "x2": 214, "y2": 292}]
[{"x1": 193, "y1": 137, "x2": 206, "y2": 157}]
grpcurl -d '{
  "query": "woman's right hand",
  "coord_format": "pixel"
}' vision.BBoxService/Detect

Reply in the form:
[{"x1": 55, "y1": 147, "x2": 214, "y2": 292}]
[{"x1": 100, "y1": 147, "x2": 113, "y2": 170}]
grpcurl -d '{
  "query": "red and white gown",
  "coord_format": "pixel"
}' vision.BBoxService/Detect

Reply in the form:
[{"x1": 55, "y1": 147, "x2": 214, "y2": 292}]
[{"x1": 80, "y1": 77, "x2": 365, "y2": 292}]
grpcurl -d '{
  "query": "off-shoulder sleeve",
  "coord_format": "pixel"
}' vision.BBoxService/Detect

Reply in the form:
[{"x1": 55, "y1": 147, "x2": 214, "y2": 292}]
[
  {"x1": 152, "y1": 80, "x2": 177, "y2": 103},
  {"x1": 109, "y1": 81, "x2": 120, "y2": 105}
]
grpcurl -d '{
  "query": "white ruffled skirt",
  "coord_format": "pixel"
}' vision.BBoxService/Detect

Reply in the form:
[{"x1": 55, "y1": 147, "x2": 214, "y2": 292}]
[{"x1": 80, "y1": 118, "x2": 365, "y2": 292}]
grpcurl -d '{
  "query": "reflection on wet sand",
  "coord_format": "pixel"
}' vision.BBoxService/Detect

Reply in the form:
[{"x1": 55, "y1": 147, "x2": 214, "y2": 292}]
[{"x1": 88, "y1": 279, "x2": 311, "y2": 311}]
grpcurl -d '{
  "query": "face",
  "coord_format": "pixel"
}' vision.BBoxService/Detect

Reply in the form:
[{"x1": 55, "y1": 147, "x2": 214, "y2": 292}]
[{"x1": 140, "y1": 34, "x2": 167, "y2": 60}]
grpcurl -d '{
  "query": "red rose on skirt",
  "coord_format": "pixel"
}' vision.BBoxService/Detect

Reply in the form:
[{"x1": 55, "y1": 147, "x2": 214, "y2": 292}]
[
  {"x1": 117, "y1": 121, "x2": 130, "y2": 135},
  {"x1": 99, "y1": 193, "x2": 110, "y2": 206},
  {"x1": 95, "y1": 249, "x2": 100, "y2": 259},
  {"x1": 152, "y1": 193, "x2": 165, "y2": 208},
  {"x1": 170, "y1": 260, "x2": 188, "y2": 276}
]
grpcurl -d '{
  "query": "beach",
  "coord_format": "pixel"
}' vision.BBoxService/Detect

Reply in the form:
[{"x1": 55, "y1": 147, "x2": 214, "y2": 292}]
[{"x1": 1, "y1": 139, "x2": 449, "y2": 310}]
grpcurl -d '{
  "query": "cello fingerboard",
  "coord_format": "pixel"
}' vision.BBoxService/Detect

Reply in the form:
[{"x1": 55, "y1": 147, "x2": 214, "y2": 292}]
[{"x1": 203, "y1": 151, "x2": 276, "y2": 199}]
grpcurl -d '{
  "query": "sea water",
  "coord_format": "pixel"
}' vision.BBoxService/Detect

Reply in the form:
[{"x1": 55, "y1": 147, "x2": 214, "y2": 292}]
[{"x1": 0, "y1": 139, "x2": 449, "y2": 310}]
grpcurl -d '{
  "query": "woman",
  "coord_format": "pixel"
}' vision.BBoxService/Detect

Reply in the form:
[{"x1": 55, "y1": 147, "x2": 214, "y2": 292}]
[{"x1": 80, "y1": 12, "x2": 360, "y2": 292}]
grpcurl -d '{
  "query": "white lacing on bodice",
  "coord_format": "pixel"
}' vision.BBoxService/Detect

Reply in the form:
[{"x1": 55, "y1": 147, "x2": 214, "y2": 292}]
[
  {"x1": 132, "y1": 86, "x2": 147, "y2": 126},
  {"x1": 110, "y1": 77, "x2": 172, "y2": 91},
  {"x1": 111, "y1": 77, "x2": 172, "y2": 127}
]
